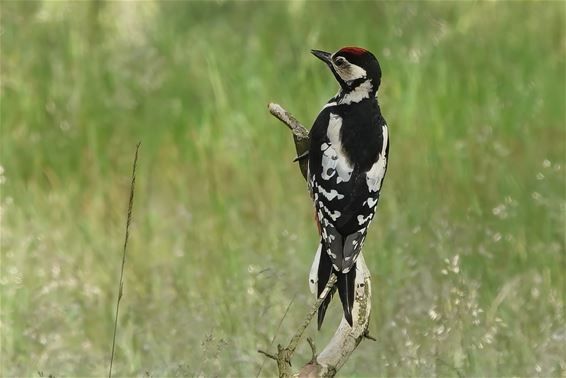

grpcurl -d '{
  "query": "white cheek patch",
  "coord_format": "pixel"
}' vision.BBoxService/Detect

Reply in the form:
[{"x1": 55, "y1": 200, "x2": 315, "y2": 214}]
[
  {"x1": 334, "y1": 62, "x2": 367, "y2": 82},
  {"x1": 346, "y1": 63, "x2": 367, "y2": 81}
]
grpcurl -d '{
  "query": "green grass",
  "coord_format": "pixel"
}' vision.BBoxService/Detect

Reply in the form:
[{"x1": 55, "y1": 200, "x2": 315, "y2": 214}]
[{"x1": 1, "y1": 1, "x2": 564, "y2": 377}]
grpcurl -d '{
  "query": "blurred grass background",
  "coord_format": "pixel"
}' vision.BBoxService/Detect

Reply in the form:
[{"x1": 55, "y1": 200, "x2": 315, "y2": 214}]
[{"x1": 1, "y1": 1, "x2": 565, "y2": 377}]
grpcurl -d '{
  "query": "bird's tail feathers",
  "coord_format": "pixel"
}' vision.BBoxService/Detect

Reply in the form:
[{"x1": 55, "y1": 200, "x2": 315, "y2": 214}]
[
  {"x1": 313, "y1": 241, "x2": 357, "y2": 329},
  {"x1": 316, "y1": 246, "x2": 334, "y2": 330},
  {"x1": 336, "y1": 265, "x2": 356, "y2": 327},
  {"x1": 308, "y1": 243, "x2": 322, "y2": 295}
]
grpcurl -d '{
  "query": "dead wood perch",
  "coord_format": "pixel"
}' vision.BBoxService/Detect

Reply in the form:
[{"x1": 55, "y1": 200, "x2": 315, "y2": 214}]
[{"x1": 260, "y1": 103, "x2": 373, "y2": 378}]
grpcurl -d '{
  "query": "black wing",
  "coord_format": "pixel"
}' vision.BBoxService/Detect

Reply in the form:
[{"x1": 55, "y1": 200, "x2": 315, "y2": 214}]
[{"x1": 308, "y1": 101, "x2": 387, "y2": 273}]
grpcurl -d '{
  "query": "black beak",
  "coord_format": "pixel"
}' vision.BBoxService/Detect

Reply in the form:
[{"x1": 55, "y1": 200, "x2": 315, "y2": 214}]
[{"x1": 311, "y1": 49, "x2": 332, "y2": 65}]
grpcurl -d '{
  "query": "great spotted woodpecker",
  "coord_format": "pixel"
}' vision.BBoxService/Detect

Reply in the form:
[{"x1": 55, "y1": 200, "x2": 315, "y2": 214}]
[{"x1": 303, "y1": 47, "x2": 389, "y2": 329}]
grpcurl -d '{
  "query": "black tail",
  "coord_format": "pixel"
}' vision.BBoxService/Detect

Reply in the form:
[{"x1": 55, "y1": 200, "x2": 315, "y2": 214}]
[
  {"x1": 337, "y1": 265, "x2": 356, "y2": 327},
  {"x1": 317, "y1": 249, "x2": 334, "y2": 330},
  {"x1": 317, "y1": 251, "x2": 357, "y2": 329}
]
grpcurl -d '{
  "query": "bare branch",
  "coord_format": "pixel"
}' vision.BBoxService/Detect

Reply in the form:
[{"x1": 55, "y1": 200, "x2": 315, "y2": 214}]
[
  {"x1": 268, "y1": 103, "x2": 309, "y2": 180},
  {"x1": 258, "y1": 349, "x2": 278, "y2": 361},
  {"x1": 364, "y1": 332, "x2": 377, "y2": 342},
  {"x1": 257, "y1": 296, "x2": 296, "y2": 377},
  {"x1": 256, "y1": 274, "x2": 337, "y2": 377},
  {"x1": 288, "y1": 274, "x2": 337, "y2": 354},
  {"x1": 268, "y1": 103, "x2": 309, "y2": 140},
  {"x1": 306, "y1": 337, "x2": 317, "y2": 361}
]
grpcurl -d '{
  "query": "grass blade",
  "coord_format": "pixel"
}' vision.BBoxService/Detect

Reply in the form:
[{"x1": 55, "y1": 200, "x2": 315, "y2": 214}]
[{"x1": 108, "y1": 142, "x2": 141, "y2": 378}]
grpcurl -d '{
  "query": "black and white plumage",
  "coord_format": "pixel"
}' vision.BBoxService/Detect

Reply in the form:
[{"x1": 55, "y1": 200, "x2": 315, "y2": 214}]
[{"x1": 305, "y1": 47, "x2": 389, "y2": 329}]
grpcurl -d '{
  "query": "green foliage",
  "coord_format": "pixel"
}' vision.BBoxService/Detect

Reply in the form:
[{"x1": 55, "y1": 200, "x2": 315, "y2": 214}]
[{"x1": 1, "y1": 1, "x2": 564, "y2": 377}]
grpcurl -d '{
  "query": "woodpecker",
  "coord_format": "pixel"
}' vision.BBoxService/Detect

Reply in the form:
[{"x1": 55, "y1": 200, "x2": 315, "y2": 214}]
[{"x1": 303, "y1": 47, "x2": 389, "y2": 329}]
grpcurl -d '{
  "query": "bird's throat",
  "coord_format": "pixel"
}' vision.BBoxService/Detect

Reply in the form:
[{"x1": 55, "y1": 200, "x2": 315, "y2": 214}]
[{"x1": 338, "y1": 79, "x2": 375, "y2": 105}]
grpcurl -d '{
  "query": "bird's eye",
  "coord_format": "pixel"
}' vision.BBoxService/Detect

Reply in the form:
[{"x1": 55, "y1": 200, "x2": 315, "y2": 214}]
[{"x1": 334, "y1": 57, "x2": 346, "y2": 67}]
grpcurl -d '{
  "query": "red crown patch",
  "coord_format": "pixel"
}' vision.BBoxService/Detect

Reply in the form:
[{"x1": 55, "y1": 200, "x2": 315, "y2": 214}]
[{"x1": 339, "y1": 46, "x2": 367, "y2": 55}]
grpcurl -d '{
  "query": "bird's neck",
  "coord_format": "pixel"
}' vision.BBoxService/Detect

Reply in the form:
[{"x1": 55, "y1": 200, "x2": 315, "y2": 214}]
[{"x1": 337, "y1": 79, "x2": 376, "y2": 105}]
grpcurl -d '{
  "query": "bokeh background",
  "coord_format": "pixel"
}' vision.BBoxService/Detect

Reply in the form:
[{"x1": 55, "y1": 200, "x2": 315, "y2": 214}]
[{"x1": 1, "y1": 1, "x2": 564, "y2": 377}]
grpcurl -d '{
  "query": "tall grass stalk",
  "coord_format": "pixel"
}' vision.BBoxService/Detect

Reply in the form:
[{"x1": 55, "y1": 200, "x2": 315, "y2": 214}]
[{"x1": 108, "y1": 143, "x2": 141, "y2": 378}]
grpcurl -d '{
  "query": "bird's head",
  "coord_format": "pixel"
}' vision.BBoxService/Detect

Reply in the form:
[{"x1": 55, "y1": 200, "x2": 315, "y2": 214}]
[{"x1": 311, "y1": 47, "x2": 381, "y2": 94}]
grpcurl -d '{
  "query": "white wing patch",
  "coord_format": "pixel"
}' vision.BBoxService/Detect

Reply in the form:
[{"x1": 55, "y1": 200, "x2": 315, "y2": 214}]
[
  {"x1": 321, "y1": 113, "x2": 353, "y2": 183},
  {"x1": 322, "y1": 206, "x2": 341, "y2": 221},
  {"x1": 317, "y1": 209, "x2": 324, "y2": 223},
  {"x1": 327, "y1": 210, "x2": 341, "y2": 221},
  {"x1": 327, "y1": 113, "x2": 342, "y2": 146},
  {"x1": 318, "y1": 187, "x2": 345, "y2": 201},
  {"x1": 317, "y1": 199, "x2": 342, "y2": 222},
  {"x1": 321, "y1": 145, "x2": 338, "y2": 180},
  {"x1": 366, "y1": 124, "x2": 388, "y2": 192},
  {"x1": 366, "y1": 197, "x2": 378, "y2": 208},
  {"x1": 357, "y1": 214, "x2": 373, "y2": 226},
  {"x1": 336, "y1": 160, "x2": 353, "y2": 183},
  {"x1": 366, "y1": 158, "x2": 386, "y2": 192}
]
